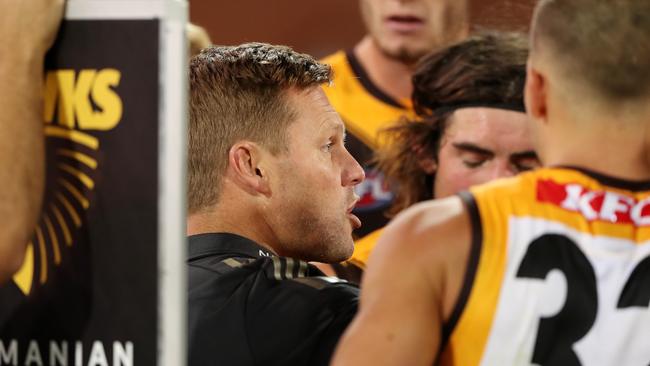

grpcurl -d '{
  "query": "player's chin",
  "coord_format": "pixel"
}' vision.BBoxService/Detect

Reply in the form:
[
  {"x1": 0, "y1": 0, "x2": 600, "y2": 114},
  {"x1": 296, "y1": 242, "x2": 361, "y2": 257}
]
[
  {"x1": 327, "y1": 232, "x2": 355, "y2": 262},
  {"x1": 331, "y1": 242, "x2": 355, "y2": 263}
]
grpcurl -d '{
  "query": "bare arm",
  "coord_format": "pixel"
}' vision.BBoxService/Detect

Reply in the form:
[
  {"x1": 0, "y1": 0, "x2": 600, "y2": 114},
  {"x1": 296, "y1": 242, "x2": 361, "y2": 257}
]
[
  {"x1": 331, "y1": 196, "x2": 472, "y2": 365},
  {"x1": 0, "y1": 0, "x2": 65, "y2": 283}
]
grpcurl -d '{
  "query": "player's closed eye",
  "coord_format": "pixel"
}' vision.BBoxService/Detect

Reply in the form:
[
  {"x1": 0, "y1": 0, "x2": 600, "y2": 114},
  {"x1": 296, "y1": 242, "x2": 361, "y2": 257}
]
[
  {"x1": 461, "y1": 152, "x2": 490, "y2": 168},
  {"x1": 512, "y1": 156, "x2": 541, "y2": 173}
]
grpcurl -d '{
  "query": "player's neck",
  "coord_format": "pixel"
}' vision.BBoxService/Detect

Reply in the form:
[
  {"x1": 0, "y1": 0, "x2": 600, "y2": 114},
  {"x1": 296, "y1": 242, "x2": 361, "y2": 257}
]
[
  {"x1": 186, "y1": 202, "x2": 279, "y2": 256},
  {"x1": 543, "y1": 118, "x2": 650, "y2": 181},
  {"x1": 353, "y1": 36, "x2": 415, "y2": 103}
]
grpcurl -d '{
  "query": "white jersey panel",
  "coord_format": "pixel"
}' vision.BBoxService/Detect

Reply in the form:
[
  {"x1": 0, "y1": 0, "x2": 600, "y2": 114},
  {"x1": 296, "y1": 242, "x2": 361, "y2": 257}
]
[{"x1": 479, "y1": 217, "x2": 650, "y2": 366}]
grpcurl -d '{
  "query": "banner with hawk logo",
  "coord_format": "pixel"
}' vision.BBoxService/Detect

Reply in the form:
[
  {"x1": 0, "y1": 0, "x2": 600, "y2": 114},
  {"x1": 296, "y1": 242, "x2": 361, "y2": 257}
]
[{"x1": 0, "y1": 1, "x2": 187, "y2": 365}]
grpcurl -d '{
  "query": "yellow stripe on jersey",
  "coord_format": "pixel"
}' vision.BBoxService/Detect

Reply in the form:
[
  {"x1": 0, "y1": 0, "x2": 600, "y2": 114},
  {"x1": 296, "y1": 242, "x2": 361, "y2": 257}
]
[
  {"x1": 320, "y1": 50, "x2": 416, "y2": 150},
  {"x1": 440, "y1": 167, "x2": 650, "y2": 365},
  {"x1": 439, "y1": 188, "x2": 509, "y2": 366}
]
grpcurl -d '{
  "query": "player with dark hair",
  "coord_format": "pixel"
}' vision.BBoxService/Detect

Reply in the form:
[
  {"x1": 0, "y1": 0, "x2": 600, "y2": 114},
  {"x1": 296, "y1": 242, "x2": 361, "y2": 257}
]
[{"x1": 347, "y1": 32, "x2": 540, "y2": 275}]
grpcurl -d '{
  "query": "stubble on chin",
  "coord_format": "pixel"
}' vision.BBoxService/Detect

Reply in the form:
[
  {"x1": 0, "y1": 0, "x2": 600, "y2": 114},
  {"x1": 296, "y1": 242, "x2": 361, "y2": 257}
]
[
  {"x1": 387, "y1": 47, "x2": 425, "y2": 64},
  {"x1": 284, "y1": 212, "x2": 354, "y2": 263},
  {"x1": 374, "y1": 37, "x2": 428, "y2": 65}
]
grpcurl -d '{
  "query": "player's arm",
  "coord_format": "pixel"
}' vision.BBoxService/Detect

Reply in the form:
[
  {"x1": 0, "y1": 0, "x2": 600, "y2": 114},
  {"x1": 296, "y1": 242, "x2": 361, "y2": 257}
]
[
  {"x1": 331, "y1": 196, "x2": 472, "y2": 366},
  {"x1": 0, "y1": 0, "x2": 65, "y2": 283}
]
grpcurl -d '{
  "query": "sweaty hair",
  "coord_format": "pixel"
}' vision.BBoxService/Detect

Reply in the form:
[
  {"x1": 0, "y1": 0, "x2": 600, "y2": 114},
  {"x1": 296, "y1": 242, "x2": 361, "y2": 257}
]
[
  {"x1": 188, "y1": 43, "x2": 331, "y2": 214},
  {"x1": 532, "y1": 0, "x2": 650, "y2": 100},
  {"x1": 376, "y1": 32, "x2": 528, "y2": 216}
]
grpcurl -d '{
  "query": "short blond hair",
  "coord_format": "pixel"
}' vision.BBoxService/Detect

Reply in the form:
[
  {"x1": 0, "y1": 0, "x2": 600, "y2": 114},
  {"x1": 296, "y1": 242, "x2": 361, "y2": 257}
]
[{"x1": 188, "y1": 43, "x2": 331, "y2": 214}]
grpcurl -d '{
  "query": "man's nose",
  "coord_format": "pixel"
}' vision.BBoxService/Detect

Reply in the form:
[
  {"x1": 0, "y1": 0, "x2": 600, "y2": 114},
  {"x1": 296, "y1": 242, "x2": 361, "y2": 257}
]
[
  {"x1": 490, "y1": 161, "x2": 515, "y2": 180},
  {"x1": 342, "y1": 151, "x2": 365, "y2": 186}
]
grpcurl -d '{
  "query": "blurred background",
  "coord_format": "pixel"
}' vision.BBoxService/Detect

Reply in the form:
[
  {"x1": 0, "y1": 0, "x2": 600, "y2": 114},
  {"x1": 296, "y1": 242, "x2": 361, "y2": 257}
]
[{"x1": 190, "y1": 0, "x2": 537, "y2": 58}]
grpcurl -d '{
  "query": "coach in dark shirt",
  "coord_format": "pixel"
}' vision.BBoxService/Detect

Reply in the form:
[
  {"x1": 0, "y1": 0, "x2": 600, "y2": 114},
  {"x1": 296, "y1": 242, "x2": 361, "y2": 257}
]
[
  {"x1": 188, "y1": 234, "x2": 358, "y2": 365},
  {"x1": 186, "y1": 43, "x2": 365, "y2": 366}
]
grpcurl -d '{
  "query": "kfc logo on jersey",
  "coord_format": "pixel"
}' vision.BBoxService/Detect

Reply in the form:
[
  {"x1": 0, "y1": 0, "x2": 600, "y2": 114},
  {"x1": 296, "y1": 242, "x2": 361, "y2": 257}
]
[{"x1": 537, "y1": 179, "x2": 650, "y2": 225}]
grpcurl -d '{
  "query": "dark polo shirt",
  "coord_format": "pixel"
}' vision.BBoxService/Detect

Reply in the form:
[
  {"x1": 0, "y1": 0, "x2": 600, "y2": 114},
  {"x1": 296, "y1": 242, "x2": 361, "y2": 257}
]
[{"x1": 187, "y1": 233, "x2": 359, "y2": 366}]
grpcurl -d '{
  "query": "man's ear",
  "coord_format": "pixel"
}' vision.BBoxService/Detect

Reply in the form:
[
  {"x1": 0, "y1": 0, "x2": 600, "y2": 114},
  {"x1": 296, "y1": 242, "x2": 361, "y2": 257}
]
[
  {"x1": 525, "y1": 60, "x2": 548, "y2": 124},
  {"x1": 228, "y1": 142, "x2": 272, "y2": 196}
]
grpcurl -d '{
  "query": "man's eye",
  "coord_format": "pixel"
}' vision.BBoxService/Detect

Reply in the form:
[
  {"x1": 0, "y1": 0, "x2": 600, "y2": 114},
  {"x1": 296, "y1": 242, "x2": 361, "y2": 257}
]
[
  {"x1": 514, "y1": 164, "x2": 533, "y2": 172},
  {"x1": 514, "y1": 158, "x2": 541, "y2": 172},
  {"x1": 462, "y1": 159, "x2": 486, "y2": 168},
  {"x1": 323, "y1": 142, "x2": 334, "y2": 152}
]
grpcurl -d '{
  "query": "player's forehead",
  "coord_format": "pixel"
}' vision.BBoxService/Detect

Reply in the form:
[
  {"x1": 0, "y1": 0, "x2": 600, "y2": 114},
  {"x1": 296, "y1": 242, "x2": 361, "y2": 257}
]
[
  {"x1": 446, "y1": 108, "x2": 527, "y2": 135},
  {"x1": 441, "y1": 108, "x2": 531, "y2": 152},
  {"x1": 286, "y1": 87, "x2": 345, "y2": 136}
]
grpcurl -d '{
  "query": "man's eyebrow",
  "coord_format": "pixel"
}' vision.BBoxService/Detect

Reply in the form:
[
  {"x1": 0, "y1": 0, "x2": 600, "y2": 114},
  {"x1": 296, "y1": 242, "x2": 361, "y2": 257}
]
[
  {"x1": 336, "y1": 122, "x2": 345, "y2": 133},
  {"x1": 331, "y1": 121, "x2": 345, "y2": 137},
  {"x1": 510, "y1": 151, "x2": 538, "y2": 161},
  {"x1": 452, "y1": 142, "x2": 494, "y2": 157}
]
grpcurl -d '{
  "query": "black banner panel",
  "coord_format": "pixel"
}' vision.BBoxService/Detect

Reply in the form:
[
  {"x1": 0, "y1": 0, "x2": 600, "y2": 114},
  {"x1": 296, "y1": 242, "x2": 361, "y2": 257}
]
[{"x1": 0, "y1": 20, "x2": 161, "y2": 365}]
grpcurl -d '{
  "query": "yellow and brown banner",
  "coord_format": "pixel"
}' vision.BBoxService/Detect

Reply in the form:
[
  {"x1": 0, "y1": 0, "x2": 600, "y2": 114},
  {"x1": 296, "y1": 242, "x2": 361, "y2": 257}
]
[{"x1": 0, "y1": 18, "x2": 169, "y2": 365}]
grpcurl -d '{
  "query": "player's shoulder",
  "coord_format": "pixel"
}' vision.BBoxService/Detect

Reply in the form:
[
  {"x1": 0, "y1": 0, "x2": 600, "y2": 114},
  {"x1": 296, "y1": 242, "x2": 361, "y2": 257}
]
[
  {"x1": 370, "y1": 196, "x2": 471, "y2": 269},
  {"x1": 246, "y1": 260, "x2": 358, "y2": 365},
  {"x1": 389, "y1": 196, "x2": 468, "y2": 243},
  {"x1": 258, "y1": 256, "x2": 359, "y2": 303},
  {"x1": 245, "y1": 258, "x2": 359, "y2": 335}
]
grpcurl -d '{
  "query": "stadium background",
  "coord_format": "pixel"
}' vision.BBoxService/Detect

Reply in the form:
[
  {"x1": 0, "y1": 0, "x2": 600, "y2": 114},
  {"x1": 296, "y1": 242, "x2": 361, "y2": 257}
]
[{"x1": 190, "y1": 0, "x2": 537, "y2": 58}]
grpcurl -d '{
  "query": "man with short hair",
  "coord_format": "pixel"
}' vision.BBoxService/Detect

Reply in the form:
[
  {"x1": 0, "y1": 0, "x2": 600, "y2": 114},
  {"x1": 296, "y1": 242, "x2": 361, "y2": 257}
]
[
  {"x1": 0, "y1": 0, "x2": 65, "y2": 284},
  {"x1": 333, "y1": 0, "x2": 650, "y2": 365},
  {"x1": 187, "y1": 43, "x2": 364, "y2": 365}
]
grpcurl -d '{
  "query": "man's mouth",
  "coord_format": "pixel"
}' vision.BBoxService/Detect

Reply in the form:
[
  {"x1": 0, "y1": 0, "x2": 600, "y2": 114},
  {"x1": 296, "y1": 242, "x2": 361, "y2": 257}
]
[
  {"x1": 385, "y1": 15, "x2": 425, "y2": 33},
  {"x1": 346, "y1": 199, "x2": 362, "y2": 229},
  {"x1": 347, "y1": 212, "x2": 362, "y2": 230}
]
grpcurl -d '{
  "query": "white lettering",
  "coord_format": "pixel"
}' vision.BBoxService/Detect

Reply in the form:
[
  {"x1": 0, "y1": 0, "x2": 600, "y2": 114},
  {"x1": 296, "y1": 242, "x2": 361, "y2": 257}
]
[
  {"x1": 0, "y1": 340, "x2": 17, "y2": 366},
  {"x1": 75, "y1": 342, "x2": 83, "y2": 366},
  {"x1": 0, "y1": 339, "x2": 134, "y2": 366},
  {"x1": 560, "y1": 184, "x2": 583, "y2": 211},
  {"x1": 25, "y1": 341, "x2": 43, "y2": 366},
  {"x1": 87, "y1": 342, "x2": 108, "y2": 366},
  {"x1": 600, "y1": 192, "x2": 633, "y2": 223},
  {"x1": 578, "y1": 191, "x2": 599, "y2": 220},
  {"x1": 631, "y1": 198, "x2": 650, "y2": 226},
  {"x1": 112, "y1": 342, "x2": 133, "y2": 366},
  {"x1": 50, "y1": 341, "x2": 67, "y2": 366}
]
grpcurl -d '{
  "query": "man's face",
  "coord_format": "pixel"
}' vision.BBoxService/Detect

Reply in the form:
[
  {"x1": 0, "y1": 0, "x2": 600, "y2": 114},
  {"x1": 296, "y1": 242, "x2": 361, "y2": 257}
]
[
  {"x1": 360, "y1": 0, "x2": 469, "y2": 63},
  {"x1": 264, "y1": 88, "x2": 365, "y2": 263},
  {"x1": 433, "y1": 107, "x2": 540, "y2": 198}
]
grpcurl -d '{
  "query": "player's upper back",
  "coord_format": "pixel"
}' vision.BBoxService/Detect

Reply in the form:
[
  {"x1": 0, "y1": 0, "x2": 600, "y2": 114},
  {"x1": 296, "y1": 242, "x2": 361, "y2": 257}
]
[{"x1": 444, "y1": 167, "x2": 650, "y2": 366}]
